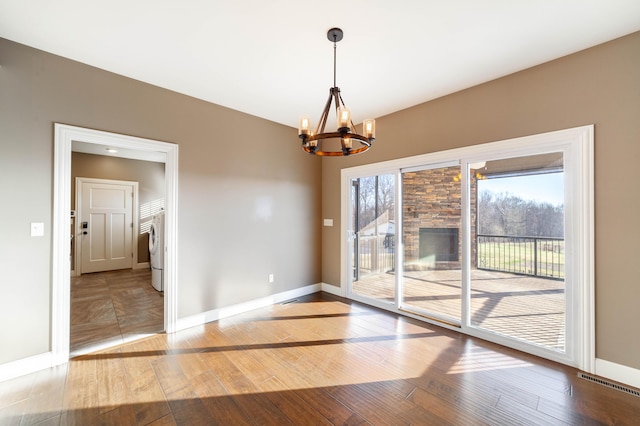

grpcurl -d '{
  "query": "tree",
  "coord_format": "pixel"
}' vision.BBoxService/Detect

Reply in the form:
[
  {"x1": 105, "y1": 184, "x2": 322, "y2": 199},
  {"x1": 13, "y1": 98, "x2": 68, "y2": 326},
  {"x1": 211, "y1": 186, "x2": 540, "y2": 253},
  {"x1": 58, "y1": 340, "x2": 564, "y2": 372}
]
[{"x1": 478, "y1": 191, "x2": 563, "y2": 237}]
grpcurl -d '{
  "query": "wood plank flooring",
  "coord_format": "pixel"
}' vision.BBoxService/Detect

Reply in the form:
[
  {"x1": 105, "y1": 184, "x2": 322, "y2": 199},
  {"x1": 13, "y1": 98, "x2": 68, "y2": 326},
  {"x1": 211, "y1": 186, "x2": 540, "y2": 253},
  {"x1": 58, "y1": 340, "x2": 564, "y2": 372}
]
[
  {"x1": 1, "y1": 292, "x2": 639, "y2": 425},
  {"x1": 70, "y1": 269, "x2": 163, "y2": 355}
]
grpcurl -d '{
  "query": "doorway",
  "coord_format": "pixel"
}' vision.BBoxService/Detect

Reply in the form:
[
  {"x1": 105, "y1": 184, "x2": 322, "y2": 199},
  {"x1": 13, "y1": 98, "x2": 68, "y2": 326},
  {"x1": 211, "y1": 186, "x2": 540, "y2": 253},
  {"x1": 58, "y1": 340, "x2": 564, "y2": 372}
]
[{"x1": 52, "y1": 124, "x2": 178, "y2": 365}]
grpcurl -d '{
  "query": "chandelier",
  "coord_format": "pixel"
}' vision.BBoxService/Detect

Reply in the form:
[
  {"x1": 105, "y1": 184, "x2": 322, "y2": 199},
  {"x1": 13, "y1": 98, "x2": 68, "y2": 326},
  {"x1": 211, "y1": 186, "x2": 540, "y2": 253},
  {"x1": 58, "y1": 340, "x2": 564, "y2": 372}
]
[{"x1": 298, "y1": 28, "x2": 375, "y2": 156}]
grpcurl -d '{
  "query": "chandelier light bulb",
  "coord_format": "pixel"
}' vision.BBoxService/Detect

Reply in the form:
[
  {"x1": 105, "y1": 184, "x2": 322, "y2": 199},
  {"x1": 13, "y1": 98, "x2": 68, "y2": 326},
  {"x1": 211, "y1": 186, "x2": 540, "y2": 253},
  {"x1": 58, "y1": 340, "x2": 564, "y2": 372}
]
[
  {"x1": 342, "y1": 136, "x2": 352, "y2": 150},
  {"x1": 337, "y1": 107, "x2": 351, "y2": 130},
  {"x1": 299, "y1": 116, "x2": 311, "y2": 136},
  {"x1": 363, "y1": 119, "x2": 375, "y2": 139}
]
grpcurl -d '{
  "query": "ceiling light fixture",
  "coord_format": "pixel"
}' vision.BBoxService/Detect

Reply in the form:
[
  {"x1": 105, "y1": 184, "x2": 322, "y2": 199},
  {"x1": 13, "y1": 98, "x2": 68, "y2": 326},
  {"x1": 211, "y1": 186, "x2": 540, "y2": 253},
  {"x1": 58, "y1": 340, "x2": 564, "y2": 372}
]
[
  {"x1": 298, "y1": 28, "x2": 375, "y2": 156},
  {"x1": 106, "y1": 148, "x2": 118, "y2": 153}
]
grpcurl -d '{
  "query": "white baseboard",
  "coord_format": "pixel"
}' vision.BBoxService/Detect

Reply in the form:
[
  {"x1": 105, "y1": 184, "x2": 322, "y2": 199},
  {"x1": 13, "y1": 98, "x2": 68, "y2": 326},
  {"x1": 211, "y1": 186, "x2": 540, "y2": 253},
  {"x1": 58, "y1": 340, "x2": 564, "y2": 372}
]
[
  {"x1": 595, "y1": 358, "x2": 640, "y2": 390},
  {"x1": 176, "y1": 283, "x2": 322, "y2": 332},
  {"x1": 0, "y1": 352, "x2": 53, "y2": 382},
  {"x1": 321, "y1": 282, "x2": 344, "y2": 297},
  {"x1": 135, "y1": 262, "x2": 150, "y2": 270}
]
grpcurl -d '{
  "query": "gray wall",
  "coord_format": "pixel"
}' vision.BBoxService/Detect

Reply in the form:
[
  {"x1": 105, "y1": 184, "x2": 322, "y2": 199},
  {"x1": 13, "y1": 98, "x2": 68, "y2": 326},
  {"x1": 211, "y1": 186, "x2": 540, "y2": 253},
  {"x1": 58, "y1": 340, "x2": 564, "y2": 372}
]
[
  {"x1": 321, "y1": 31, "x2": 640, "y2": 370},
  {"x1": 72, "y1": 152, "x2": 166, "y2": 263},
  {"x1": 0, "y1": 37, "x2": 322, "y2": 364}
]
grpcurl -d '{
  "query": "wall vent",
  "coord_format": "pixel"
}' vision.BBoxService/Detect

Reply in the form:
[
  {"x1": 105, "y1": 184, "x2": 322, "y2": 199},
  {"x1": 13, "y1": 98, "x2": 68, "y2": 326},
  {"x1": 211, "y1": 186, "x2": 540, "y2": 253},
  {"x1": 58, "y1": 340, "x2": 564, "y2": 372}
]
[
  {"x1": 577, "y1": 372, "x2": 640, "y2": 397},
  {"x1": 280, "y1": 298, "x2": 299, "y2": 305}
]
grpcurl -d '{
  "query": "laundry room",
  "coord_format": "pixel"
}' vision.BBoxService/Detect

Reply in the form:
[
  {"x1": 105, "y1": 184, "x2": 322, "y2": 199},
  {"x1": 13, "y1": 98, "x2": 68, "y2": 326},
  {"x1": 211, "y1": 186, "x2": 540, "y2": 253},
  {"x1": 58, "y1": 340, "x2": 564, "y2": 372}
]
[{"x1": 69, "y1": 149, "x2": 166, "y2": 354}]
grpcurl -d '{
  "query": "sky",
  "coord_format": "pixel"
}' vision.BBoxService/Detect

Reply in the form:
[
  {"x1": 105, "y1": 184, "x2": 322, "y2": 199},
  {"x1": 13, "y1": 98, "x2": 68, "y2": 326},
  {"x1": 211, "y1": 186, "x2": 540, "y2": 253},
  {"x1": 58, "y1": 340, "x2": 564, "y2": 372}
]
[{"x1": 478, "y1": 172, "x2": 564, "y2": 206}]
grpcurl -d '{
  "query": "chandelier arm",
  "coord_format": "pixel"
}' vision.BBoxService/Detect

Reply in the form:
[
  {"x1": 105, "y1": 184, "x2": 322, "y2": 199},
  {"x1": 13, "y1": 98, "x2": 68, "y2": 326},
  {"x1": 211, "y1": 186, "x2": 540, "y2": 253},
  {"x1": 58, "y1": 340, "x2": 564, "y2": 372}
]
[
  {"x1": 316, "y1": 91, "x2": 334, "y2": 134},
  {"x1": 333, "y1": 88, "x2": 342, "y2": 117}
]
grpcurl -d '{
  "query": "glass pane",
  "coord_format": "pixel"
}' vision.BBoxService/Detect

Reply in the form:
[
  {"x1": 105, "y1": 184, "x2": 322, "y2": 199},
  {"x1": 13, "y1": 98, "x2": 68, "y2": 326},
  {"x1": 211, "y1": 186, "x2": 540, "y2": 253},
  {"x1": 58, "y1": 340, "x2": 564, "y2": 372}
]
[
  {"x1": 401, "y1": 165, "x2": 461, "y2": 322},
  {"x1": 472, "y1": 153, "x2": 566, "y2": 352},
  {"x1": 351, "y1": 175, "x2": 396, "y2": 304}
]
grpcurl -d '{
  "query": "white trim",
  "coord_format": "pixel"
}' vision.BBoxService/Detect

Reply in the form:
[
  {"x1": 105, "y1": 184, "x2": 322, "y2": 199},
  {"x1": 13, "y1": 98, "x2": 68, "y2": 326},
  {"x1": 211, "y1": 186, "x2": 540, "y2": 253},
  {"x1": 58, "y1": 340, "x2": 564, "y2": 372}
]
[
  {"x1": 74, "y1": 177, "x2": 139, "y2": 274},
  {"x1": 176, "y1": 284, "x2": 322, "y2": 332},
  {"x1": 340, "y1": 125, "x2": 594, "y2": 371},
  {"x1": 135, "y1": 261, "x2": 150, "y2": 270},
  {"x1": 595, "y1": 358, "x2": 640, "y2": 390},
  {"x1": 53, "y1": 123, "x2": 179, "y2": 364},
  {"x1": 164, "y1": 145, "x2": 179, "y2": 333},
  {"x1": 0, "y1": 353, "x2": 53, "y2": 382},
  {"x1": 321, "y1": 282, "x2": 344, "y2": 297}
]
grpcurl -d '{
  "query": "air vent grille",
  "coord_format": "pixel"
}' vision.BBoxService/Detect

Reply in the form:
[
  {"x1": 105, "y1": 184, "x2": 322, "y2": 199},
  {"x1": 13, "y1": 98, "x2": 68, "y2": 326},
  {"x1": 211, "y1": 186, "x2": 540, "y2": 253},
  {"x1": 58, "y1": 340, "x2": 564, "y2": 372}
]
[{"x1": 577, "y1": 372, "x2": 640, "y2": 397}]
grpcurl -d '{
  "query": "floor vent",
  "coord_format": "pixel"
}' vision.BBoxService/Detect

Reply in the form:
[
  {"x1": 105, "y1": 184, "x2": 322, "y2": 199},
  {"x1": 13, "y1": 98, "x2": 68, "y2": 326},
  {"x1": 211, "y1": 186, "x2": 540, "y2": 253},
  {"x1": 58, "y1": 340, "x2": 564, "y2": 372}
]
[
  {"x1": 280, "y1": 299, "x2": 299, "y2": 305},
  {"x1": 577, "y1": 373, "x2": 640, "y2": 397}
]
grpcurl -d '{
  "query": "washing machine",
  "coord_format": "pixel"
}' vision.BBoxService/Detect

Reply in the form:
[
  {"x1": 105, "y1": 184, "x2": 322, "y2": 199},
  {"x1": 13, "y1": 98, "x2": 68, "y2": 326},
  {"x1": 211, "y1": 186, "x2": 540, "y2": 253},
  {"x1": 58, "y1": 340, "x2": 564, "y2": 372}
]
[{"x1": 149, "y1": 211, "x2": 165, "y2": 292}]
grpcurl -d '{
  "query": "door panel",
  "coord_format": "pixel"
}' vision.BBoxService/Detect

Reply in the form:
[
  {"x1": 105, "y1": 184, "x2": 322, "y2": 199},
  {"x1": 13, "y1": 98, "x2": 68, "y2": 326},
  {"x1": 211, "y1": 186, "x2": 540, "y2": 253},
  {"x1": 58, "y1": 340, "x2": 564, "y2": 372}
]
[
  {"x1": 400, "y1": 164, "x2": 462, "y2": 323},
  {"x1": 470, "y1": 153, "x2": 566, "y2": 352},
  {"x1": 350, "y1": 174, "x2": 396, "y2": 305},
  {"x1": 111, "y1": 213, "x2": 127, "y2": 259},
  {"x1": 88, "y1": 213, "x2": 106, "y2": 261},
  {"x1": 80, "y1": 181, "x2": 133, "y2": 273}
]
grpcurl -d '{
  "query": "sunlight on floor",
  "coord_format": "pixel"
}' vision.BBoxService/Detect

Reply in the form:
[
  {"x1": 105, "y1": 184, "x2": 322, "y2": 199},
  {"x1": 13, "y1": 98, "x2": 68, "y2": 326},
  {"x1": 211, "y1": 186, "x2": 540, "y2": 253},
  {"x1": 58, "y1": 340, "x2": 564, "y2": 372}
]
[{"x1": 447, "y1": 346, "x2": 533, "y2": 374}]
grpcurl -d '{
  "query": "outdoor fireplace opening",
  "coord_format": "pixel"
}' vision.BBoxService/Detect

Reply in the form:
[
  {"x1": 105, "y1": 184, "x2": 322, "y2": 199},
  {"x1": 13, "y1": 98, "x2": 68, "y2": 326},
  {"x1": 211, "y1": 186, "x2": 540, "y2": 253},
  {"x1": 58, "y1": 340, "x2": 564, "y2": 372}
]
[{"x1": 419, "y1": 228, "x2": 459, "y2": 263}]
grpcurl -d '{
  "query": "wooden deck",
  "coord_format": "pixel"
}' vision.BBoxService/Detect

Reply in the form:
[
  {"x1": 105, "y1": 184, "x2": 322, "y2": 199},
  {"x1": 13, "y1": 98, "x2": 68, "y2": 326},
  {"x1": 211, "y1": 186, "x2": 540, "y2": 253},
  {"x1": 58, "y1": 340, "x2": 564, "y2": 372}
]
[{"x1": 353, "y1": 269, "x2": 565, "y2": 350}]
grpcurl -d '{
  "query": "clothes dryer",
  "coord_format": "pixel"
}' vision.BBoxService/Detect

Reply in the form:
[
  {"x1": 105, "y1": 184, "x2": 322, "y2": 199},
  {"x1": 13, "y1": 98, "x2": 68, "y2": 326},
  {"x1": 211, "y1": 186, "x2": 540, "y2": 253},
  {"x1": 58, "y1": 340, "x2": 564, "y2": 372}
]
[{"x1": 149, "y1": 211, "x2": 165, "y2": 292}]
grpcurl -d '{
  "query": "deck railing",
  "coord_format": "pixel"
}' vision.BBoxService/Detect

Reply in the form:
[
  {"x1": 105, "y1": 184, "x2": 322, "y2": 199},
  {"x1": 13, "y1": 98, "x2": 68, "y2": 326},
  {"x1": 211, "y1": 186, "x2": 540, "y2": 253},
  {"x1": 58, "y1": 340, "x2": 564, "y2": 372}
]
[
  {"x1": 477, "y1": 234, "x2": 564, "y2": 279},
  {"x1": 355, "y1": 234, "x2": 395, "y2": 277}
]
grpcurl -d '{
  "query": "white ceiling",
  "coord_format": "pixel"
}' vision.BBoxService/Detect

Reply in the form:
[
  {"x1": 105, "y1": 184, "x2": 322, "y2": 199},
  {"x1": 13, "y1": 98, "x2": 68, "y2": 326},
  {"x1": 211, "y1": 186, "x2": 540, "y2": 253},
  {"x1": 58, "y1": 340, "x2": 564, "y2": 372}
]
[{"x1": 2, "y1": 1, "x2": 640, "y2": 129}]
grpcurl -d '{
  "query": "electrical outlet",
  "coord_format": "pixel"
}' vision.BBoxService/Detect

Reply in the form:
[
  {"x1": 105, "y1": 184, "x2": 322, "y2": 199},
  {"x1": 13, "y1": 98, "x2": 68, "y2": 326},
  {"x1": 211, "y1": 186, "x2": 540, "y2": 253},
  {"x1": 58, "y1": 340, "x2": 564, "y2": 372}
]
[{"x1": 268, "y1": 274, "x2": 274, "y2": 283}]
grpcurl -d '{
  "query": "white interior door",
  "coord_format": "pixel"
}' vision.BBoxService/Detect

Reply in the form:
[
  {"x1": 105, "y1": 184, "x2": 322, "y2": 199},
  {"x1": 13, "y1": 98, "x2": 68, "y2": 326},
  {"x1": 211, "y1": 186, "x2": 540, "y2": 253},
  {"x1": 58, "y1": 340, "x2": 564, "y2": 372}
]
[{"x1": 79, "y1": 179, "x2": 134, "y2": 273}]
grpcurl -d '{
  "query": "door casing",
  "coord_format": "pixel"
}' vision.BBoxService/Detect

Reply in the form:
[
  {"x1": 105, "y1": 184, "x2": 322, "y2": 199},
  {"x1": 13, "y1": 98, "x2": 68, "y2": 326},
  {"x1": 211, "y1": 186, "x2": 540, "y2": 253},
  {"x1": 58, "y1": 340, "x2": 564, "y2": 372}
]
[{"x1": 52, "y1": 123, "x2": 179, "y2": 365}]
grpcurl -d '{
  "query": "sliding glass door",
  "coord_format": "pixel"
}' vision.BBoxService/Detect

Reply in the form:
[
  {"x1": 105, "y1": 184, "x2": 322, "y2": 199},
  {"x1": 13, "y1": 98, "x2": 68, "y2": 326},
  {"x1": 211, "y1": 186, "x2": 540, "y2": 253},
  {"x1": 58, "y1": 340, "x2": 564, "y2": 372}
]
[{"x1": 343, "y1": 126, "x2": 593, "y2": 369}]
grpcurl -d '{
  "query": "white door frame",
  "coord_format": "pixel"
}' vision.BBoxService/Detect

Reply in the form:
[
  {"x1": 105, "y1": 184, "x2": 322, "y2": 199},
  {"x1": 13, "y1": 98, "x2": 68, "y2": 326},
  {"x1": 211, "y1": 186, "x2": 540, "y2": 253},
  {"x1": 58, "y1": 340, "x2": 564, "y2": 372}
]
[
  {"x1": 75, "y1": 177, "x2": 139, "y2": 275},
  {"x1": 52, "y1": 123, "x2": 179, "y2": 365}
]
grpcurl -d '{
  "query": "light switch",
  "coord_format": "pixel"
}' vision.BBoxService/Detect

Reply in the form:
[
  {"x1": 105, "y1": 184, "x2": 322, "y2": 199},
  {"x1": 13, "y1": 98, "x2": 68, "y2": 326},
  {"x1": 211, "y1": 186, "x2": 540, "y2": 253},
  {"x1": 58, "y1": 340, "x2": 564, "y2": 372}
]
[
  {"x1": 323, "y1": 219, "x2": 333, "y2": 227},
  {"x1": 31, "y1": 222, "x2": 44, "y2": 237}
]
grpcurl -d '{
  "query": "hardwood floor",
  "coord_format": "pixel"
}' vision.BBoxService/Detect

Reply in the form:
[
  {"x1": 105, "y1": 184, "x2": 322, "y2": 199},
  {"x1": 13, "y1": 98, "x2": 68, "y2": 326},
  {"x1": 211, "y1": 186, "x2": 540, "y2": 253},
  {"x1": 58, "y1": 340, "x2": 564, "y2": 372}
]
[
  {"x1": 70, "y1": 268, "x2": 164, "y2": 355},
  {"x1": 1, "y1": 292, "x2": 639, "y2": 425}
]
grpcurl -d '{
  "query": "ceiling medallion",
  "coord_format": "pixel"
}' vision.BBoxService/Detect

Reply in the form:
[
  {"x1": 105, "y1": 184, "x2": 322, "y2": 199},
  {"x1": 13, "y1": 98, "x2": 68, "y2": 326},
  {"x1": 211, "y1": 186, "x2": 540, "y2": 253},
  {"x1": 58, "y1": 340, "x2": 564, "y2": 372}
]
[{"x1": 298, "y1": 28, "x2": 375, "y2": 156}]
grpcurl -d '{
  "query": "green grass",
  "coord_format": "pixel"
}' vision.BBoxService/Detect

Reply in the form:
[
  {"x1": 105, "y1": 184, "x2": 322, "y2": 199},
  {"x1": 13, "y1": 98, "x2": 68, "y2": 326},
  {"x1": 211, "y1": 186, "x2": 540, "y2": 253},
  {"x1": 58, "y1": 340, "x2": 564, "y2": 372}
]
[{"x1": 477, "y1": 242, "x2": 565, "y2": 278}]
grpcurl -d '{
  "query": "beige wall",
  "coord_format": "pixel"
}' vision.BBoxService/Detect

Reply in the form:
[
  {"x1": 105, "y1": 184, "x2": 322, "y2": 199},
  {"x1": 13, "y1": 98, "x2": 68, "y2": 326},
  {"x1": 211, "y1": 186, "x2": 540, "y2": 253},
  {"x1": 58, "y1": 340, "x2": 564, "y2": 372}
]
[
  {"x1": 0, "y1": 37, "x2": 321, "y2": 364},
  {"x1": 321, "y1": 32, "x2": 640, "y2": 370},
  {"x1": 71, "y1": 152, "x2": 166, "y2": 263}
]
